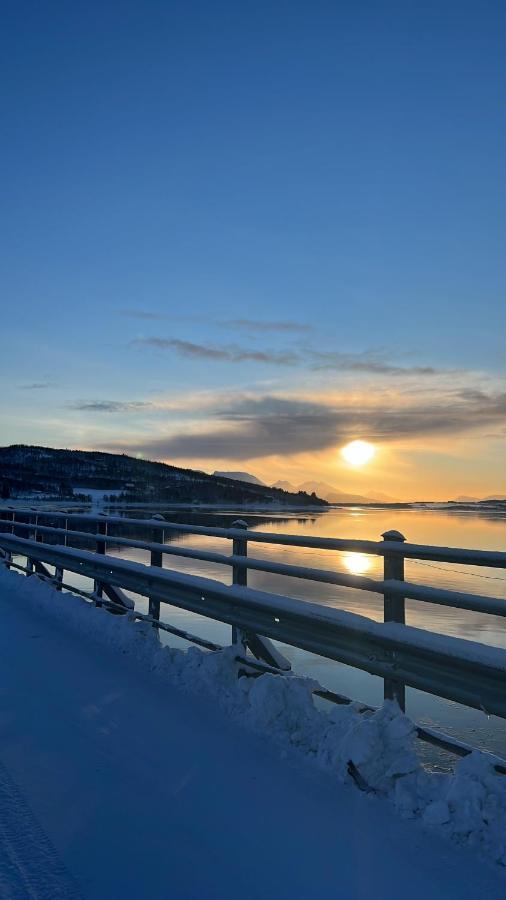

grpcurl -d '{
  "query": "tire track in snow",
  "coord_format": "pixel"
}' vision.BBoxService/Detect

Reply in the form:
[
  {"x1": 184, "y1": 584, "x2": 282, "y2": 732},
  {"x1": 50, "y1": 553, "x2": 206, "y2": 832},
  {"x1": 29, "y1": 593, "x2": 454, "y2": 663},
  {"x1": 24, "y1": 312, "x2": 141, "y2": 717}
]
[{"x1": 0, "y1": 758, "x2": 82, "y2": 899}]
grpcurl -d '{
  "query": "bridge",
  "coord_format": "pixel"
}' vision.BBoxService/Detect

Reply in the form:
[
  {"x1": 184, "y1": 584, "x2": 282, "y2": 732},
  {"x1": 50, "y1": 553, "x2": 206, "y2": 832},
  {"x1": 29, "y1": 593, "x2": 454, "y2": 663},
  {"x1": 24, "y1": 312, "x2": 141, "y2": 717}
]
[{"x1": 0, "y1": 507, "x2": 506, "y2": 896}]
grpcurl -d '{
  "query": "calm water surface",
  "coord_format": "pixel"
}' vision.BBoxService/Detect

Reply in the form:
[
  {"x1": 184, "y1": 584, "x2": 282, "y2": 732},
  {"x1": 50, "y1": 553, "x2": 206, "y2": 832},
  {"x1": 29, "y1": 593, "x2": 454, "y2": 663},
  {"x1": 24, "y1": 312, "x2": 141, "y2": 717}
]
[{"x1": 76, "y1": 506, "x2": 506, "y2": 765}]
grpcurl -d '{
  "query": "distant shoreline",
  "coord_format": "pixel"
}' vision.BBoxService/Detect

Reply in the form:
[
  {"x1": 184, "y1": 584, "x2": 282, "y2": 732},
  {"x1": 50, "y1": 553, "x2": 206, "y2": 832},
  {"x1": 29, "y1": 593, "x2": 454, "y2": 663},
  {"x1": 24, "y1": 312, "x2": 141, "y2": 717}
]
[{"x1": 3, "y1": 498, "x2": 505, "y2": 517}]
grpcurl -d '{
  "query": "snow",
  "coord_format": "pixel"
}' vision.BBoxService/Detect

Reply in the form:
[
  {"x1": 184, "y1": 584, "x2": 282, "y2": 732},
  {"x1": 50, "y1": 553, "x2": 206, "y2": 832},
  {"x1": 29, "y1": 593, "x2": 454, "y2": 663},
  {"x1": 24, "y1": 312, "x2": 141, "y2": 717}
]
[
  {"x1": 0, "y1": 759, "x2": 81, "y2": 899},
  {"x1": 0, "y1": 566, "x2": 505, "y2": 898},
  {"x1": 72, "y1": 487, "x2": 124, "y2": 504}
]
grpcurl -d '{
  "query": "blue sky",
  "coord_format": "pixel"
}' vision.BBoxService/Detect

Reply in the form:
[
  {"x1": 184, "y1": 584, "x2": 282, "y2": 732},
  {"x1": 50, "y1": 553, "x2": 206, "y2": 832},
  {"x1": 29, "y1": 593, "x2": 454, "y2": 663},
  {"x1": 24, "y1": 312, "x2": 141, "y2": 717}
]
[{"x1": 1, "y1": 1, "x2": 505, "y2": 497}]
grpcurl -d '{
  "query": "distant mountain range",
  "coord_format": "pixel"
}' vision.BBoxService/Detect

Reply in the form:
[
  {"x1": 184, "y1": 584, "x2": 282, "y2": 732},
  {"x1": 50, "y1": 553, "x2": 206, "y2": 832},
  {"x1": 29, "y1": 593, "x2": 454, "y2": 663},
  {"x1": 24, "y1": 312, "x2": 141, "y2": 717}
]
[
  {"x1": 273, "y1": 480, "x2": 371, "y2": 503},
  {"x1": 0, "y1": 446, "x2": 327, "y2": 507},
  {"x1": 7, "y1": 451, "x2": 497, "y2": 507},
  {"x1": 215, "y1": 473, "x2": 506, "y2": 506},
  {"x1": 455, "y1": 495, "x2": 506, "y2": 502},
  {"x1": 216, "y1": 472, "x2": 398, "y2": 503},
  {"x1": 297, "y1": 481, "x2": 399, "y2": 503}
]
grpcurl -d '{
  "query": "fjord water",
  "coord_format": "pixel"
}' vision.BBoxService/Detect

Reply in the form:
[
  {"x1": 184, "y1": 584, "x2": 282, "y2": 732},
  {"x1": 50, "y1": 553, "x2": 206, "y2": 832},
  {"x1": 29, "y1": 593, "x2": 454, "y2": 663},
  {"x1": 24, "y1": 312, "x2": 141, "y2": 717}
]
[{"x1": 106, "y1": 505, "x2": 506, "y2": 764}]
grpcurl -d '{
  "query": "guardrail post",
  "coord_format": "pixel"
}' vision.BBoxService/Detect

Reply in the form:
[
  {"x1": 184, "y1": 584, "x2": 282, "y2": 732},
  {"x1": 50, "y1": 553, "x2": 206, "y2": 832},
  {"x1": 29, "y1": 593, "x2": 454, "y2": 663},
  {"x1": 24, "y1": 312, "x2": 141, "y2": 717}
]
[
  {"x1": 36, "y1": 518, "x2": 44, "y2": 546},
  {"x1": 231, "y1": 519, "x2": 248, "y2": 648},
  {"x1": 3, "y1": 509, "x2": 14, "y2": 569},
  {"x1": 382, "y1": 529, "x2": 406, "y2": 711},
  {"x1": 94, "y1": 513, "x2": 108, "y2": 606},
  {"x1": 27, "y1": 509, "x2": 43, "y2": 575},
  {"x1": 54, "y1": 565, "x2": 64, "y2": 590},
  {"x1": 53, "y1": 515, "x2": 66, "y2": 590},
  {"x1": 26, "y1": 509, "x2": 37, "y2": 574},
  {"x1": 149, "y1": 514, "x2": 165, "y2": 624}
]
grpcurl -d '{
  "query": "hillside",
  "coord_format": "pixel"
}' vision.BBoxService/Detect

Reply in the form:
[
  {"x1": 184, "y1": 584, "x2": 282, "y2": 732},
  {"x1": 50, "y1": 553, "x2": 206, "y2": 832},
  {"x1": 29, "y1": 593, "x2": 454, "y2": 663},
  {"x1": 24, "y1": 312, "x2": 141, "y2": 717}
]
[{"x1": 0, "y1": 445, "x2": 327, "y2": 507}]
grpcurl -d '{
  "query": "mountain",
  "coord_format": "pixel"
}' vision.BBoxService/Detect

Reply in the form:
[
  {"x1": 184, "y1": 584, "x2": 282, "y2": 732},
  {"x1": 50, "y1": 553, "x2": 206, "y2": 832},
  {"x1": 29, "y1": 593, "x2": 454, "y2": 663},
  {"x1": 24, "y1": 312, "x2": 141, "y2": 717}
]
[
  {"x1": 0, "y1": 445, "x2": 327, "y2": 507},
  {"x1": 297, "y1": 481, "x2": 371, "y2": 503},
  {"x1": 213, "y1": 471, "x2": 266, "y2": 486},
  {"x1": 286, "y1": 480, "x2": 399, "y2": 503},
  {"x1": 272, "y1": 480, "x2": 299, "y2": 493},
  {"x1": 228, "y1": 473, "x2": 402, "y2": 503}
]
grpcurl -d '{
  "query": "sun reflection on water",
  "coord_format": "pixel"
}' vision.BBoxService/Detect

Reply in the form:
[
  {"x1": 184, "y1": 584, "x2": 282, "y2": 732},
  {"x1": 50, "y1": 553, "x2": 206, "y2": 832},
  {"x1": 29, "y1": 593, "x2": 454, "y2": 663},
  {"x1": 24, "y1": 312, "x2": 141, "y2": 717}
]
[{"x1": 343, "y1": 552, "x2": 372, "y2": 576}]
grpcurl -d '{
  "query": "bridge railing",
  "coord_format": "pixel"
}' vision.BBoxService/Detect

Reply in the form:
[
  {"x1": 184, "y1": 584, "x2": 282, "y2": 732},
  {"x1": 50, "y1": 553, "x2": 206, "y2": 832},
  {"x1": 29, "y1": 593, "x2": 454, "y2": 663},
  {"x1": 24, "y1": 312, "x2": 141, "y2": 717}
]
[{"x1": 0, "y1": 507, "x2": 505, "y2": 771}]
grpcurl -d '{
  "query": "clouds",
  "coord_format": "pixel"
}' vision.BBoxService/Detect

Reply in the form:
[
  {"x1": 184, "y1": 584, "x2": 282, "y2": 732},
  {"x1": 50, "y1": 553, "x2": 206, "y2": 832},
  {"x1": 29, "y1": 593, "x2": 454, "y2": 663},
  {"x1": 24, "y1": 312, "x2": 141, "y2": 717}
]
[
  {"x1": 67, "y1": 313, "x2": 505, "y2": 478},
  {"x1": 132, "y1": 337, "x2": 299, "y2": 365},
  {"x1": 221, "y1": 318, "x2": 311, "y2": 333},
  {"x1": 102, "y1": 388, "x2": 506, "y2": 461},
  {"x1": 71, "y1": 400, "x2": 153, "y2": 413},
  {"x1": 308, "y1": 351, "x2": 439, "y2": 376},
  {"x1": 120, "y1": 310, "x2": 311, "y2": 332},
  {"x1": 129, "y1": 410, "x2": 339, "y2": 460},
  {"x1": 132, "y1": 336, "x2": 446, "y2": 377}
]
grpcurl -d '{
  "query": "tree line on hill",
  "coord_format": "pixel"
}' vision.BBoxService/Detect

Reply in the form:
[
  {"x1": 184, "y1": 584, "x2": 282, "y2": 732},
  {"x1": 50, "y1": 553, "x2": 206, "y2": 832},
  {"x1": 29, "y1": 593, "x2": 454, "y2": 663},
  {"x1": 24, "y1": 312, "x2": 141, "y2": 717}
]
[{"x1": 0, "y1": 445, "x2": 327, "y2": 507}]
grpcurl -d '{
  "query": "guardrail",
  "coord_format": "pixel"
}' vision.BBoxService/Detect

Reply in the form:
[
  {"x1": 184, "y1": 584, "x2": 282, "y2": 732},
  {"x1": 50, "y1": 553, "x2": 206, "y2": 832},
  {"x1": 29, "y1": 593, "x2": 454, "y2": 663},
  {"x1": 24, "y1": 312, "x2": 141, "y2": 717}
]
[{"x1": 1, "y1": 506, "x2": 506, "y2": 772}]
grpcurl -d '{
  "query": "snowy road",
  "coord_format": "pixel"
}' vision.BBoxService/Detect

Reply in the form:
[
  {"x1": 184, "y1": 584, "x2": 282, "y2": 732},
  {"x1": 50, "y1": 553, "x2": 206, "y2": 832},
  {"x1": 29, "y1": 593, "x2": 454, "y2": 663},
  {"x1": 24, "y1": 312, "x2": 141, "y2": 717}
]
[{"x1": 0, "y1": 569, "x2": 504, "y2": 898}]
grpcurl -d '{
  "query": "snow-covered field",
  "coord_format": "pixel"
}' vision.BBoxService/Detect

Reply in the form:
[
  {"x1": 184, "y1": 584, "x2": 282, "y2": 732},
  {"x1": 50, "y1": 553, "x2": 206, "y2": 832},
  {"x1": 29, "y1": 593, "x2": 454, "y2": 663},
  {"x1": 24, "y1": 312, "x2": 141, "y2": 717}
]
[{"x1": 0, "y1": 566, "x2": 505, "y2": 898}]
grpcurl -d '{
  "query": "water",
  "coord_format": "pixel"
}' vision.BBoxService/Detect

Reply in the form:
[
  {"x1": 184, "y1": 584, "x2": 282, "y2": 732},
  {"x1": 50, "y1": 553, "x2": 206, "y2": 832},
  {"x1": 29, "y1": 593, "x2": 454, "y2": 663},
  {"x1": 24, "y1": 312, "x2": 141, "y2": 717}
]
[{"x1": 64, "y1": 505, "x2": 506, "y2": 765}]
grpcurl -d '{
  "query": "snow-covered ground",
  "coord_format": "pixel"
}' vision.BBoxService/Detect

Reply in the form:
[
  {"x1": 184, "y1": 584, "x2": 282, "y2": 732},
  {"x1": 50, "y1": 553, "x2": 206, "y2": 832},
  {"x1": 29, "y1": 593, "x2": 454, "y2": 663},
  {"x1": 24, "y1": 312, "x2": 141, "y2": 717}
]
[{"x1": 0, "y1": 566, "x2": 505, "y2": 898}]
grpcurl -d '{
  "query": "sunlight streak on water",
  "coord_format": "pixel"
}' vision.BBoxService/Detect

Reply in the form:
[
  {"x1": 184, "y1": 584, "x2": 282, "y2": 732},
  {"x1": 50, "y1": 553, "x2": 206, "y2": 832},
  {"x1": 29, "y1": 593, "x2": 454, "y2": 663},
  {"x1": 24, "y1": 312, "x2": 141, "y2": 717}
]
[{"x1": 343, "y1": 551, "x2": 373, "y2": 576}]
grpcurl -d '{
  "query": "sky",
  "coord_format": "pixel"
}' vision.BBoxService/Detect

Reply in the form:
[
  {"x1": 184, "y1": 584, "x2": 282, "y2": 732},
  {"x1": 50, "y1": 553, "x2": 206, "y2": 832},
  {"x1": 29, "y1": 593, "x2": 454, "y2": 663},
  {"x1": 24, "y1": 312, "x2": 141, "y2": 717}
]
[{"x1": 1, "y1": 0, "x2": 505, "y2": 500}]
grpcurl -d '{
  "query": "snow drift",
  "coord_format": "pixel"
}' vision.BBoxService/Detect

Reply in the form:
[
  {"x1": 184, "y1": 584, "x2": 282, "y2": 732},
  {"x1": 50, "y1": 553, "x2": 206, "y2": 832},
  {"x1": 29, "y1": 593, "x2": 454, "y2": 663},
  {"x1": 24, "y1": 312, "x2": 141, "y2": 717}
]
[{"x1": 2, "y1": 565, "x2": 506, "y2": 867}]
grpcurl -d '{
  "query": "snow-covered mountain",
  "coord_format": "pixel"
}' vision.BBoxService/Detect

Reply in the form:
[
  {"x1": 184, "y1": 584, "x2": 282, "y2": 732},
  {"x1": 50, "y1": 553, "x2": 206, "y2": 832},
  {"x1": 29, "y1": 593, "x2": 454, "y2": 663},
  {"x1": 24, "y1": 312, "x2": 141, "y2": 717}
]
[
  {"x1": 213, "y1": 471, "x2": 266, "y2": 486},
  {"x1": 272, "y1": 480, "x2": 299, "y2": 493},
  {"x1": 298, "y1": 481, "x2": 371, "y2": 503},
  {"x1": 273, "y1": 479, "x2": 398, "y2": 503}
]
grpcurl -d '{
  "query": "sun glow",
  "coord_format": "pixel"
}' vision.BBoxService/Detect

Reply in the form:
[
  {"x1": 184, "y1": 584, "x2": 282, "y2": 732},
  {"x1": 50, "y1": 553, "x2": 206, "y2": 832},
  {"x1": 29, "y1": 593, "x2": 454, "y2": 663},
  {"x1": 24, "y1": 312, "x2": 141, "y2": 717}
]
[
  {"x1": 343, "y1": 552, "x2": 372, "y2": 576},
  {"x1": 341, "y1": 440, "x2": 375, "y2": 466}
]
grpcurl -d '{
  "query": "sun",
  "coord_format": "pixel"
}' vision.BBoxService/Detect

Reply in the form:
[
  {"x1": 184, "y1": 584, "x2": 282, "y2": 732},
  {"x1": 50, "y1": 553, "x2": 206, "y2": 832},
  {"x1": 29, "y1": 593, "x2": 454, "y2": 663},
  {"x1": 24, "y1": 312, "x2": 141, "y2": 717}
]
[{"x1": 341, "y1": 440, "x2": 375, "y2": 466}]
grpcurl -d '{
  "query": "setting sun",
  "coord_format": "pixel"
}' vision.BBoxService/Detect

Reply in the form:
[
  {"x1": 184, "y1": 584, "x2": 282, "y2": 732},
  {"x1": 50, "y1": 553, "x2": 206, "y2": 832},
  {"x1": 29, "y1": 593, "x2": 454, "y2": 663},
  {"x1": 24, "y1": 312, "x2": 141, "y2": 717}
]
[{"x1": 341, "y1": 440, "x2": 375, "y2": 466}]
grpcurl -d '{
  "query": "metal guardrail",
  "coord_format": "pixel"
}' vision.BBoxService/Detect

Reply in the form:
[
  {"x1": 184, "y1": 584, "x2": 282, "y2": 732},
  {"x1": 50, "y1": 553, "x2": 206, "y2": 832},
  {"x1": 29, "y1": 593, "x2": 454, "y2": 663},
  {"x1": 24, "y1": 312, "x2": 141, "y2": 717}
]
[
  {"x1": 1, "y1": 507, "x2": 506, "y2": 564},
  {"x1": 0, "y1": 507, "x2": 505, "y2": 771}
]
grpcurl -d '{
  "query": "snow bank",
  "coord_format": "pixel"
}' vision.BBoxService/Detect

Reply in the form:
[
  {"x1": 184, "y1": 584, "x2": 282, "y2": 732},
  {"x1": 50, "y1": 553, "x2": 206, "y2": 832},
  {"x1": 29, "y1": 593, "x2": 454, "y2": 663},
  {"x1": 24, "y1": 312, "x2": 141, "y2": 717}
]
[{"x1": 2, "y1": 566, "x2": 506, "y2": 867}]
